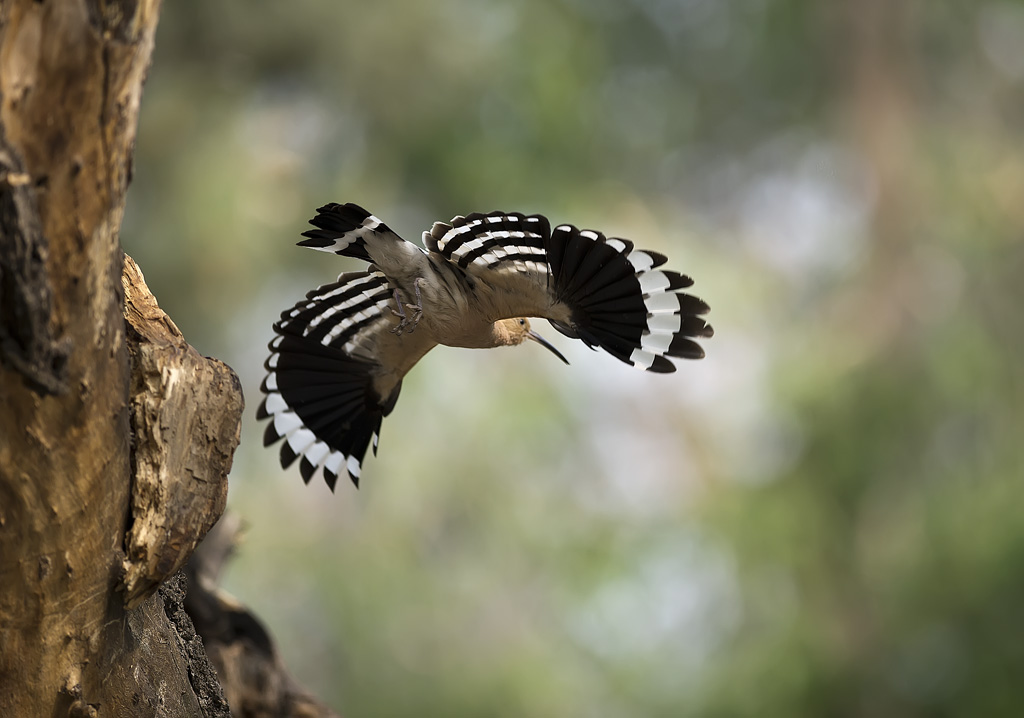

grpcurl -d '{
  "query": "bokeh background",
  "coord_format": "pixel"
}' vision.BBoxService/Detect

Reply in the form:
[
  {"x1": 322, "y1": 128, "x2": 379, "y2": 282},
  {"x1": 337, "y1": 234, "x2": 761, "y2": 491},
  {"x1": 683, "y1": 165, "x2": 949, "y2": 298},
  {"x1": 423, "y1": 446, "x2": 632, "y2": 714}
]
[{"x1": 122, "y1": 1, "x2": 1024, "y2": 715}]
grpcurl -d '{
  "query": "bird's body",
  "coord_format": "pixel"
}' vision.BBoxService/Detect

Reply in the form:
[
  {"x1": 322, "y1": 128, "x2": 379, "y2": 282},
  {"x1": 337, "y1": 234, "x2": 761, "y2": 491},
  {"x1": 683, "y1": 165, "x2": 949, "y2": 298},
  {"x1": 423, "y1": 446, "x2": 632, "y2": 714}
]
[{"x1": 258, "y1": 202, "x2": 713, "y2": 489}]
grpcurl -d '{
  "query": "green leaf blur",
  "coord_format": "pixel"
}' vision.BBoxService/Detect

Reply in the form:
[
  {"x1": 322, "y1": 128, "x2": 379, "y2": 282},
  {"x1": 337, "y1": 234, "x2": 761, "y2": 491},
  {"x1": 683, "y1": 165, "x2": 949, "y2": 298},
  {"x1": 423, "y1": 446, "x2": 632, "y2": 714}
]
[{"x1": 122, "y1": 0, "x2": 1024, "y2": 715}]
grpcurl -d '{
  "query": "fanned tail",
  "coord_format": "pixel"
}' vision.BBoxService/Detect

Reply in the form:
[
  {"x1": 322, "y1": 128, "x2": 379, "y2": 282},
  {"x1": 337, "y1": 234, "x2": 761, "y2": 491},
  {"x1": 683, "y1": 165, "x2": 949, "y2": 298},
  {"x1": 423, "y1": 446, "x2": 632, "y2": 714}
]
[{"x1": 544, "y1": 224, "x2": 713, "y2": 372}]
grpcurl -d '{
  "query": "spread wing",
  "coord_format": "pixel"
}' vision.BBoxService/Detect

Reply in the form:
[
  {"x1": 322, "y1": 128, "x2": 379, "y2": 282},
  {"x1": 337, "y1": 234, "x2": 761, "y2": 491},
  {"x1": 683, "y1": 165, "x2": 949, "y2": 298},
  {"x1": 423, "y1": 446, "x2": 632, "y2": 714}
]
[
  {"x1": 257, "y1": 270, "x2": 435, "y2": 489},
  {"x1": 426, "y1": 211, "x2": 713, "y2": 372}
]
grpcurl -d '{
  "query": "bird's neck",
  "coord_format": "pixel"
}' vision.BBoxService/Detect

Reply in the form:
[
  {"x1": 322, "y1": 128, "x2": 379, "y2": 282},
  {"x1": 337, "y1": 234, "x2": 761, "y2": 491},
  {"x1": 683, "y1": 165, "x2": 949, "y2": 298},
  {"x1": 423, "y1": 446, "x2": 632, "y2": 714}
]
[
  {"x1": 433, "y1": 319, "x2": 512, "y2": 349},
  {"x1": 489, "y1": 321, "x2": 518, "y2": 348}
]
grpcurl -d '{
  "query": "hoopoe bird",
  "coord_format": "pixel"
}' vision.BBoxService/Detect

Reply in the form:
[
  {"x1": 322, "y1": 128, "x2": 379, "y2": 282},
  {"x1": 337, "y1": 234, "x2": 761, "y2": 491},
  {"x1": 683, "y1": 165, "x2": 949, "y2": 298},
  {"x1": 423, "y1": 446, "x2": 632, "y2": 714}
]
[{"x1": 258, "y1": 203, "x2": 713, "y2": 489}]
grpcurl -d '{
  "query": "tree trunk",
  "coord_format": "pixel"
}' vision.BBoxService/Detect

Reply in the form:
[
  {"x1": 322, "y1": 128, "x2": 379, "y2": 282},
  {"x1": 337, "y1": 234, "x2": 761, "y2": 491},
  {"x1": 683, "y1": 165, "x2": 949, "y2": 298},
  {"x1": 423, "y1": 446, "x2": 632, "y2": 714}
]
[
  {"x1": 1, "y1": 3, "x2": 343, "y2": 715},
  {"x1": 0, "y1": 2, "x2": 237, "y2": 715}
]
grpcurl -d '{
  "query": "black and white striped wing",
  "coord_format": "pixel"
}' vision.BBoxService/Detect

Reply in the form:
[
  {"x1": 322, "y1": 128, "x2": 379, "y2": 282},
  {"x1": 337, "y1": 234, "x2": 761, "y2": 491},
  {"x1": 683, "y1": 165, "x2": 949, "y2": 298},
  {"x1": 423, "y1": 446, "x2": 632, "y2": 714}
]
[
  {"x1": 428, "y1": 212, "x2": 713, "y2": 372},
  {"x1": 426, "y1": 212, "x2": 555, "y2": 313},
  {"x1": 296, "y1": 202, "x2": 402, "y2": 263},
  {"x1": 257, "y1": 271, "x2": 406, "y2": 490}
]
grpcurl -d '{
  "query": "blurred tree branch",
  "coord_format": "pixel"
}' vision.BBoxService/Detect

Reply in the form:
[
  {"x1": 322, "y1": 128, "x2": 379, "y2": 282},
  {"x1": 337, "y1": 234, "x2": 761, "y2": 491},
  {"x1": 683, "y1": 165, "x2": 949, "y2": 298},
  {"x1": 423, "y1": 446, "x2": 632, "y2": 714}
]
[{"x1": 185, "y1": 514, "x2": 342, "y2": 718}]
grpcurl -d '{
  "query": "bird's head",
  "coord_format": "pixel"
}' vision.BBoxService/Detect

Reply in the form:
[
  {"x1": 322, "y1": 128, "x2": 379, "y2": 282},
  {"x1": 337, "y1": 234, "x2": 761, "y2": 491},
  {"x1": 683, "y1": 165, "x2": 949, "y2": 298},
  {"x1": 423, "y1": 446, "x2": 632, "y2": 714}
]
[{"x1": 495, "y1": 318, "x2": 570, "y2": 365}]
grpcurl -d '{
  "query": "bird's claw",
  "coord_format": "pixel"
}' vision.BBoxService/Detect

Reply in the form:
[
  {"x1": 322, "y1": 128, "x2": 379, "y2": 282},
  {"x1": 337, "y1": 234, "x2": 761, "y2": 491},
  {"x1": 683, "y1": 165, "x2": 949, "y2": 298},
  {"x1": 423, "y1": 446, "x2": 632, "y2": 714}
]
[
  {"x1": 389, "y1": 280, "x2": 424, "y2": 336},
  {"x1": 390, "y1": 306, "x2": 422, "y2": 335}
]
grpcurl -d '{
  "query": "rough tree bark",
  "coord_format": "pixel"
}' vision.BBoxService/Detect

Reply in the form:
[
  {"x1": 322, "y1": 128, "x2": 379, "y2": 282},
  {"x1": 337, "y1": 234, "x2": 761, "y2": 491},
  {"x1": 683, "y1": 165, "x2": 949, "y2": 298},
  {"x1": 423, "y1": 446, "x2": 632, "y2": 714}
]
[
  {"x1": 0, "y1": 1, "x2": 238, "y2": 714},
  {"x1": 0, "y1": 3, "x2": 343, "y2": 715}
]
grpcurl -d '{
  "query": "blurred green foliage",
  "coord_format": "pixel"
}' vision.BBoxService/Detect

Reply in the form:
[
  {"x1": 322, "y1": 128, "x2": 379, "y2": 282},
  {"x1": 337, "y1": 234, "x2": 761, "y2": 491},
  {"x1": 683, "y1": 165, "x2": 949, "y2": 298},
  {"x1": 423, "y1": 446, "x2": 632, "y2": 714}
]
[{"x1": 123, "y1": 0, "x2": 1024, "y2": 715}]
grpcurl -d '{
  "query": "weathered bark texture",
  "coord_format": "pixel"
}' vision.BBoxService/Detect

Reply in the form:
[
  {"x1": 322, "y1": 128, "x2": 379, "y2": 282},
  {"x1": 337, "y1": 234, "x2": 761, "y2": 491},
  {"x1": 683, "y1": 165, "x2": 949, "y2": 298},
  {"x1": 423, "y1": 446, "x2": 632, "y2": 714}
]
[
  {"x1": 0, "y1": 3, "x2": 344, "y2": 716},
  {"x1": 121, "y1": 255, "x2": 242, "y2": 609},
  {"x1": 0, "y1": 1, "x2": 234, "y2": 715}
]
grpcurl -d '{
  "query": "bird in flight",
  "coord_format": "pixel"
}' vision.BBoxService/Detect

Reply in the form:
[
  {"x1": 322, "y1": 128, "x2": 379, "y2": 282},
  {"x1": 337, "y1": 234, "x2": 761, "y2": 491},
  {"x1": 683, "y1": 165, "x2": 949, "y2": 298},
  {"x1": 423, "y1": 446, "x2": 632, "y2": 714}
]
[{"x1": 258, "y1": 203, "x2": 713, "y2": 489}]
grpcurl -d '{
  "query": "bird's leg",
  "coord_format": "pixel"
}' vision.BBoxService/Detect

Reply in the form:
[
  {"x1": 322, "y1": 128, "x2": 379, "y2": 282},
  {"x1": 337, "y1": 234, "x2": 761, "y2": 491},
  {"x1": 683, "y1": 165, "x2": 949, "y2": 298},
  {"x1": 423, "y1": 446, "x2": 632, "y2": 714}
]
[
  {"x1": 403, "y1": 278, "x2": 424, "y2": 333},
  {"x1": 389, "y1": 278, "x2": 425, "y2": 335},
  {"x1": 389, "y1": 288, "x2": 408, "y2": 335}
]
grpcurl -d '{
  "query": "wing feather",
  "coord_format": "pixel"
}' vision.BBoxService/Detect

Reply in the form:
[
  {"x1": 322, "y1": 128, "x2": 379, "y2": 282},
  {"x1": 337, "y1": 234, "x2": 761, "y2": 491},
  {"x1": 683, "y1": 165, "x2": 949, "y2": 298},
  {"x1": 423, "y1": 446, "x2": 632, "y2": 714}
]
[
  {"x1": 428, "y1": 211, "x2": 713, "y2": 371},
  {"x1": 258, "y1": 270, "x2": 434, "y2": 488}
]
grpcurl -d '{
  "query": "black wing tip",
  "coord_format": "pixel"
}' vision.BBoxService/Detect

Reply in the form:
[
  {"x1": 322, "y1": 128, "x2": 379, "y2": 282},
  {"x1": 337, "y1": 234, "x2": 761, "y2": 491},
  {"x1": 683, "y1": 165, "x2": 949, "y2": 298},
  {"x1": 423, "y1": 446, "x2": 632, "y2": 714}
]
[
  {"x1": 256, "y1": 398, "x2": 270, "y2": 421},
  {"x1": 676, "y1": 293, "x2": 711, "y2": 316},
  {"x1": 299, "y1": 456, "x2": 317, "y2": 484},
  {"x1": 667, "y1": 336, "x2": 707, "y2": 360},
  {"x1": 675, "y1": 273, "x2": 695, "y2": 289},
  {"x1": 324, "y1": 457, "x2": 363, "y2": 491},
  {"x1": 324, "y1": 467, "x2": 340, "y2": 492},
  {"x1": 301, "y1": 203, "x2": 382, "y2": 257},
  {"x1": 647, "y1": 355, "x2": 678, "y2": 373},
  {"x1": 280, "y1": 441, "x2": 299, "y2": 470},
  {"x1": 673, "y1": 314, "x2": 715, "y2": 340},
  {"x1": 660, "y1": 271, "x2": 694, "y2": 292},
  {"x1": 646, "y1": 251, "x2": 668, "y2": 268},
  {"x1": 262, "y1": 421, "x2": 282, "y2": 448},
  {"x1": 297, "y1": 232, "x2": 333, "y2": 249},
  {"x1": 311, "y1": 201, "x2": 371, "y2": 221}
]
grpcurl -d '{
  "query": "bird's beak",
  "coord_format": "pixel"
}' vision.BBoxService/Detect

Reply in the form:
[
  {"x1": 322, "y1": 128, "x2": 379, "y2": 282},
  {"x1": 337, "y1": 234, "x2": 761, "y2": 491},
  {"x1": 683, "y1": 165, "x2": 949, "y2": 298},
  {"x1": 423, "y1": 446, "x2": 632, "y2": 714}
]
[{"x1": 527, "y1": 330, "x2": 570, "y2": 365}]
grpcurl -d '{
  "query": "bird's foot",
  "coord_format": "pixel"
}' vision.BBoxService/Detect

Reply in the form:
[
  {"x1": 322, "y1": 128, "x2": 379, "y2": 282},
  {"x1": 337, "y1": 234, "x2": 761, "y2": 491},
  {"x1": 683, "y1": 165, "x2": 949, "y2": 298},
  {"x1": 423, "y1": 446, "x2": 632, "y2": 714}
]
[{"x1": 389, "y1": 279, "x2": 424, "y2": 336}]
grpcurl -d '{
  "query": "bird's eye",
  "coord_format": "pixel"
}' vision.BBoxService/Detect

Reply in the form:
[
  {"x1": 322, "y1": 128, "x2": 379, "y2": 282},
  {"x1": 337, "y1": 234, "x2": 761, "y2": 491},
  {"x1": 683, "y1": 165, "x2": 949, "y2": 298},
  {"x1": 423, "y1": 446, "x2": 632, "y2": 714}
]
[{"x1": 519, "y1": 318, "x2": 526, "y2": 326}]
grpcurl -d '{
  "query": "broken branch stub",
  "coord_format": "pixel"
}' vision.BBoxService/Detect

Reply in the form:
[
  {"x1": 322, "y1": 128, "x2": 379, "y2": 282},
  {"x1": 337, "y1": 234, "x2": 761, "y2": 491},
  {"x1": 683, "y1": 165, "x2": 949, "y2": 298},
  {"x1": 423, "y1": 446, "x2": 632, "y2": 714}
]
[{"x1": 120, "y1": 254, "x2": 244, "y2": 608}]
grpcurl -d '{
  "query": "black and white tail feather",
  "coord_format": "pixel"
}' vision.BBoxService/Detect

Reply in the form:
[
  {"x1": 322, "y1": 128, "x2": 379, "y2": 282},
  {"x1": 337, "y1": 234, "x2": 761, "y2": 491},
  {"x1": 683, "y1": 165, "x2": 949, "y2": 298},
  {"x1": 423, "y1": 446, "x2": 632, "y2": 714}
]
[{"x1": 259, "y1": 202, "x2": 713, "y2": 489}]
